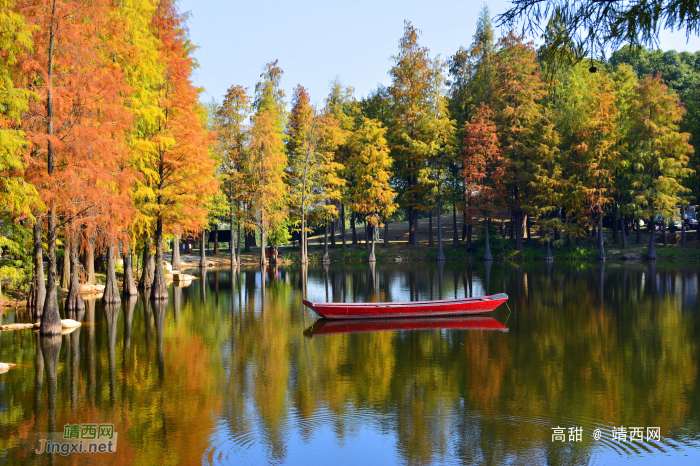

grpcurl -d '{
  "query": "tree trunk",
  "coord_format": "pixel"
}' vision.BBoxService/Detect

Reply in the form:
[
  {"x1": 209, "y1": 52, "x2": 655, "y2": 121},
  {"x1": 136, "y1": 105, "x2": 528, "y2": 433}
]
[
  {"x1": 66, "y1": 237, "x2": 85, "y2": 312},
  {"x1": 351, "y1": 213, "x2": 357, "y2": 245},
  {"x1": 259, "y1": 218, "x2": 266, "y2": 266},
  {"x1": 39, "y1": 19, "x2": 62, "y2": 336},
  {"x1": 515, "y1": 210, "x2": 523, "y2": 250},
  {"x1": 214, "y1": 224, "x2": 219, "y2": 255},
  {"x1": 322, "y1": 221, "x2": 330, "y2": 263},
  {"x1": 61, "y1": 229, "x2": 70, "y2": 290},
  {"x1": 330, "y1": 215, "x2": 336, "y2": 248},
  {"x1": 407, "y1": 205, "x2": 414, "y2": 245},
  {"x1": 413, "y1": 209, "x2": 419, "y2": 250},
  {"x1": 369, "y1": 223, "x2": 376, "y2": 262},
  {"x1": 452, "y1": 203, "x2": 459, "y2": 246},
  {"x1": 621, "y1": 217, "x2": 627, "y2": 249},
  {"x1": 462, "y1": 212, "x2": 468, "y2": 241},
  {"x1": 103, "y1": 242, "x2": 121, "y2": 304},
  {"x1": 525, "y1": 214, "x2": 531, "y2": 244},
  {"x1": 647, "y1": 218, "x2": 657, "y2": 260},
  {"x1": 237, "y1": 220, "x2": 242, "y2": 264},
  {"x1": 301, "y1": 208, "x2": 307, "y2": 264},
  {"x1": 383, "y1": 216, "x2": 389, "y2": 248},
  {"x1": 341, "y1": 203, "x2": 347, "y2": 251},
  {"x1": 636, "y1": 216, "x2": 642, "y2": 243},
  {"x1": 33, "y1": 222, "x2": 46, "y2": 310},
  {"x1": 612, "y1": 203, "x2": 618, "y2": 243},
  {"x1": 598, "y1": 211, "x2": 606, "y2": 261},
  {"x1": 122, "y1": 244, "x2": 137, "y2": 296},
  {"x1": 663, "y1": 220, "x2": 668, "y2": 247},
  {"x1": 172, "y1": 234, "x2": 181, "y2": 270},
  {"x1": 230, "y1": 205, "x2": 237, "y2": 266},
  {"x1": 151, "y1": 219, "x2": 168, "y2": 300},
  {"x1": 437, "y1": 190, "x2": 445, "y2": 261},
  {"x1": 428, "y1": 207, "x2": 434, "y2": 247},
  {"x1": 40, "y1": 200, "x2": 61, "y2": 335},
  {"x1": 200, "y1": 229, "x2": 207, "y2": 268},
  {"x1": 467, "y1": 223, "x2": 472, "y2": 249},
  {"x1": 138, "y1": 237, "x2": 154, "y2": 289},
  {"x1": 545, "y1": 238, "x2": 553, "y2": 261},
  {"x1": 681, "y1": 222, "x2": 687, "y2": 247},
  {"x1": 84, "y1": 235, "x2": 95, "y2": 285},
  {"x1": 483, "y1": 217, "x2": 493, "y2": 261}
]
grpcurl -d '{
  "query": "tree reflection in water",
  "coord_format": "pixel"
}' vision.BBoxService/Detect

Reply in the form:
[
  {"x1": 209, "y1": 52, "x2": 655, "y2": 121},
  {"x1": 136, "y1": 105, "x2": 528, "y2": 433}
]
[{"x1": 0, "y1": 262, "x2": 698, "y2": 465}]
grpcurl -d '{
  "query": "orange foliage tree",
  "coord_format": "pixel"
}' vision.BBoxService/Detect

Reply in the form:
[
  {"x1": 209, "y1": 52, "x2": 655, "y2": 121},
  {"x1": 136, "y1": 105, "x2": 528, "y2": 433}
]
[
  {"x1": 147, "y1": 0, "x2": 218, "y2": 300},
  {"x1": 17, "y1": 0, "x2": 133, "y2": 333}
]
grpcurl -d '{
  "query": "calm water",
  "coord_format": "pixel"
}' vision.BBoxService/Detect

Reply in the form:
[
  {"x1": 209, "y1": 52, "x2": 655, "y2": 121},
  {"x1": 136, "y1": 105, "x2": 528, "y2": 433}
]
[{"x1": 1, "y1": 262, "x2": 699, "y2": 465}]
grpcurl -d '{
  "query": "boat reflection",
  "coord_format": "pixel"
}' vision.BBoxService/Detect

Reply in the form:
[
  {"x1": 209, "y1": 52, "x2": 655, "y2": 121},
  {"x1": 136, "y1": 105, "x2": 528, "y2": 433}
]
[{"x1": 303, "y1": 316, "x2": 508, "y2": 338}]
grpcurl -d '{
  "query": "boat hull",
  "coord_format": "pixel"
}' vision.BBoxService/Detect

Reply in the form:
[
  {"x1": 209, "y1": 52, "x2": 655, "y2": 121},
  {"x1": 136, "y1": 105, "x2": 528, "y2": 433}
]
[
  {"x1": 304, "y1": 316, "x2": 508, "y2": 337},
  {"x1": 302, "y1": 293, "x2": 508, "y2": 320}
]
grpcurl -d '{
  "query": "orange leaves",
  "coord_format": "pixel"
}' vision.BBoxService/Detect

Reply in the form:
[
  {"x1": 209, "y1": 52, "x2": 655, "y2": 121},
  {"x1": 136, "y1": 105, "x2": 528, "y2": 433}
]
[{"x1": 461, "y1": 104, "x2": 507, "y2": 218}]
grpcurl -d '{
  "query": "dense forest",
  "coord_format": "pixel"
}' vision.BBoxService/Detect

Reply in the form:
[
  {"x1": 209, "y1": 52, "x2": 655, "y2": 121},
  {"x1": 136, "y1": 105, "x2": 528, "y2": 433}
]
[{"x1": 1, "y1": 2, "x2": 698, "y2": 333}]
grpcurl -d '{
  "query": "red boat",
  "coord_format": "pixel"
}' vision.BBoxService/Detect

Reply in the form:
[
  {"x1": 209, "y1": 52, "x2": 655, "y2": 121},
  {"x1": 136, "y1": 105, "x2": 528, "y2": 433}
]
[
  {"x1": 302, "y1": 293, "x2": 508, "y2": 320},
  {"x1": 304, "y1": 316, "x2": 508, "y2": 338}
]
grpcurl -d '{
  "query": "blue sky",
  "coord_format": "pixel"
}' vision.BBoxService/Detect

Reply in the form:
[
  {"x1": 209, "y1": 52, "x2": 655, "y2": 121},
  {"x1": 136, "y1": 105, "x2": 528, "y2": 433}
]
[{"x1": 179, "y1": 0, "x2": 700, "y2": 107}]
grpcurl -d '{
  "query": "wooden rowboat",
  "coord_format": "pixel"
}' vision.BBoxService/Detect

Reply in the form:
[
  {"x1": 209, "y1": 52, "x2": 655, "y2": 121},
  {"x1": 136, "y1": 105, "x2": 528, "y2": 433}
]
[
  {"x1": 302, "y1": 293, "x2": 508, "y2": 320},
  {"x1": 303, "y1": 316, "x2": 508, "y2": 338}
]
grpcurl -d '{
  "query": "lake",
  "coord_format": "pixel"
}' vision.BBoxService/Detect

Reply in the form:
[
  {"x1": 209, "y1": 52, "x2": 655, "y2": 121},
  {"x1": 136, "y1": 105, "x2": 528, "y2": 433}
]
[{"x1": 1, "y1": 261, "x2": 699, "y2": 465}]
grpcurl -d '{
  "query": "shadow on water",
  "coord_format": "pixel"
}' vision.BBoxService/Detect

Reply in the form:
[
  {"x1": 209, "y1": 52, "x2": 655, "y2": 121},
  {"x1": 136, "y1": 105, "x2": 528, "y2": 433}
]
[{"x1": 0, "y1": 261, "x2": 699, "y2": 465}]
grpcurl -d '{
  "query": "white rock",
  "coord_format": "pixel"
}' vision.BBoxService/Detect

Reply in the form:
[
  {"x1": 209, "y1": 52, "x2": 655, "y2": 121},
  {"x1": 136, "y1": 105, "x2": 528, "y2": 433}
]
[
  {"x1": 0, "y1": 323, "x2": 35, "y2": 331},
  {"x1": 61, "y1": 319, "x2": 81, "y2": 329},
  {"x1": 0, "y1": 363, "x2": 16, "y2": 374}
]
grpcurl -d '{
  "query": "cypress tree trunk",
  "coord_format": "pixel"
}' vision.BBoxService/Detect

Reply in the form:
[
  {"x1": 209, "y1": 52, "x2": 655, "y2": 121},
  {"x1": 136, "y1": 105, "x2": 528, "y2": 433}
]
[
  {"x1": 526, "y1": 215, "x2": 531, "y2": 244},
  {"x1": 200, "y1": 229, "x2": 207, "y2": 268},
  {"x1": 122, "y1": 244, "x2": 137, "y2": 296},
  {"x1": 452, "y1": 203, "x2": 459, "y2": 246},
  {"x1": 467, "y1": 223, "x2": 473, "y2": 250},
  {"x1": 612, "y1": 203, "x2": 618, "y2": 243},
  {"x1": 230, "y1": 206, "x2": 237, "y2": 266},
  {"x1": 85, "y1": 235, "x2": 95, "y2": 285},
  {"x1": 621, "y1": 217, "x2": 627, "y2": 249},
  {"x1": 138, "y1": 236, "x2": 154, "y2": 290},
  {"x1": 515, "y1": 210, "x2": 523, "y2": 250},
  {"x1": 383, "y1": 216, "x2": 389, "y2": 248},
  {"x1": 681, "y1": 217, "x2": 687, "y2": 248},
  {"x1": 647, "y1": 218, "x2": 657, "y2": 260},
  {"x1": 61, "y1": 230, "x2": 70, "y2": 290},
  {"x1": 259, "y1": 218, "x2": 266, "y2": 266},
  {"x1": 40, "y1": 201, "x2": 61, "y2": 336},
  {"x1": 151, "y1": 219, "x2": 168, "y2": 300},
  {"x1": 598, "y1": 211, "x2": 606, "y2": 261},
  {"x1": 483, "y1": 217, "x2": 493, "y2": 261},
  {"x1": 330, "y1": 215, "x2": 336, "y2": 248},
  {"x1": 437, "y1": 189, "x2": 445, "y2": 261},
  {"x1": 103, "y1": 243, "x2": 121, "y2": 304},
  {"x1": 66, "y1": 238, "x2": 85, "y2": 312},
  {"x1": 413, "y1": 209, "x2": 419, "y2": 249},
  {"x1": 237, "y1": 221, "x2": 242, "y2": 264},
  {"x1": 407, "y1": 205, "x2": 413, "y2": 245},
  {"x1": 636, "y1": 216, "x2": 642, "y2": 243},
  {"x1": 462, "y1": 212, "x2": 468, "y2": 241},
  {"x1": 351, "y1": 214, "x2": 357, "y2": 245},
  {"x1": 214, "y1": 224, "x2": 219, "y2": 255},
  {"x1": 341, "y1": 203, "x2": 347, "y2": 251},
  {"x1": 322, "y1": 221, "x2": 330, "y2": 263},
  {"x1": 428, "y1": 208, "x2": 434, "y2": 246},
  {"x1": 172, "y1": 235, "x2": 181, "y2": 270},
  {"x1": 369, "y1": 223, "x2": 376, "y2": 262},
  {"x1": 663, "y1": 220, "x2": 668, "y2": 247},
  {"x1": 33, "y1": 222, "x2": 46, "y2": 310}
]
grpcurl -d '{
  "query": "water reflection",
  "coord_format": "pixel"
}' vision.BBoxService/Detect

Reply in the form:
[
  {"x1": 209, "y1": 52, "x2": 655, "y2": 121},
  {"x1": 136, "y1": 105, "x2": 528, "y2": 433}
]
[{"x1": 0, "y1": 262, "x2": 698, "y2": 465}]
